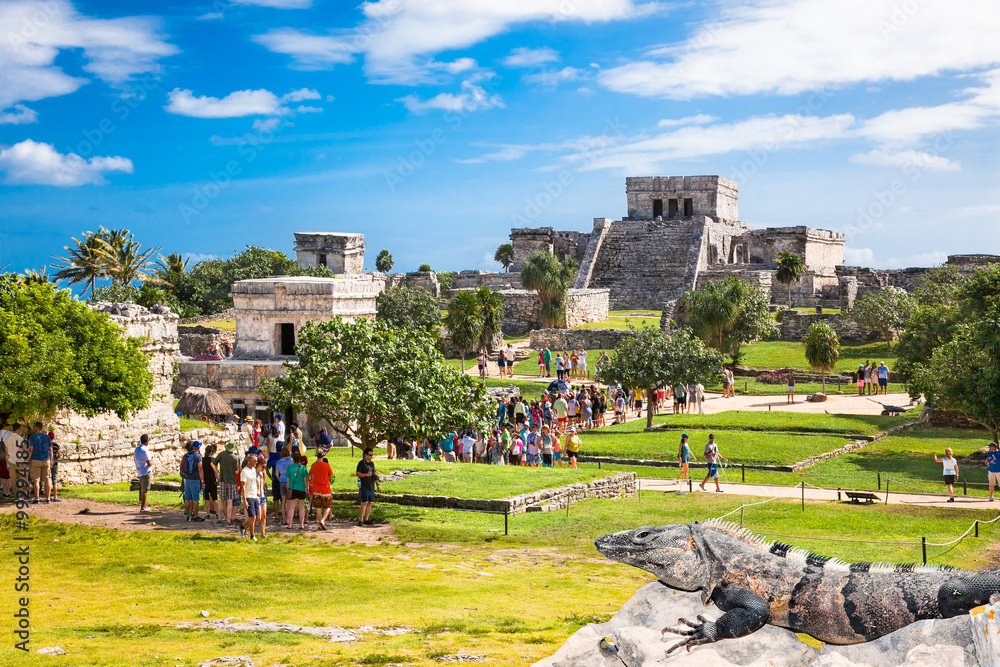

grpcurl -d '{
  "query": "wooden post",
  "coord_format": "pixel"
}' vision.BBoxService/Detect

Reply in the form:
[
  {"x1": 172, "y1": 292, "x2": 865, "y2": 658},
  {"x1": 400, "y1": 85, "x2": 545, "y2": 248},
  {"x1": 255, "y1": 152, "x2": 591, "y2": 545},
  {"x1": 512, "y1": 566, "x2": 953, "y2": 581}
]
[
  {"x1": 877, "y1": 472, "x2": 881, "y2": 490},
  {"x1": 963, "y1": 479, "x2": 967, "y2": 495},
  {"x1": 742, "y1": 464, "x2": 745, "y2": 483},
  {"x1": 801, "y1": 481, "x2": 805, "y2": 511},
  {"x1": 689, "y1": 478, "x2": 693, "y2": 493},
  {"x1": 504, "y1": 509, "x2": 509, "y2": 536},
  {"x1": 837, "y1": 487, "x2": 841, "y2": 501},
  {"x1": 976, "y1": 520, "x2": 980, "y2": 538},
  {"x1": 884, "y1": 478, "x2": 890, "y2": 504},
  {"x1": 922, "y1": 536, "x2": 927, "y2": 565}
]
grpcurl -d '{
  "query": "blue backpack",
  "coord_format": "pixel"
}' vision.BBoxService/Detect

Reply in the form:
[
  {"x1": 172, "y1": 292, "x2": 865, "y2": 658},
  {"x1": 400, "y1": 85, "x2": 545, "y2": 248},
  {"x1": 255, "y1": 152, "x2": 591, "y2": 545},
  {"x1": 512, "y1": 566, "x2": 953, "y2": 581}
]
[{"x1": 180, "y1": 452, "x2": 197, "y2": 477}]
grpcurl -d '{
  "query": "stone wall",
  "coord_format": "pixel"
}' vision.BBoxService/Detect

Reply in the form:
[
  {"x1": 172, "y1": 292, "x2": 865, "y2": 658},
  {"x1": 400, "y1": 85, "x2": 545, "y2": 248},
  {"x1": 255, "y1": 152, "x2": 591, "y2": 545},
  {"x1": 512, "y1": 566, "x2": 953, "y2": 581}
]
[
  {"x1": 178, "y1": 308, "x2": 237, "y2": 325},
  {"x1": 529, "y1": 328, "x2": 637, "y2": 351},
  {"x1": 52, "y1": 303, "x2": 182, "y2": 485},
  {"x1": 500, "y1": 288, "x2": 609, "y2": 336},
  {"x1": 510, "y1": 227, "x2": 557, "y2": 271},
  {"x1": 293, "y1": 232, "x2": 365, "y2": 275},
  {"x1": 777, "y1": 310, "x2": 881, "y2": 341},
  {"x1": 178, "y1": 325, "x2": 235, "y2": 357},
  {"x1": 449, "y1": 270, "x2": 522, "y2": 291},
  {"x1": 625, "y1": 175, "x2": 739, "y2": 222}
]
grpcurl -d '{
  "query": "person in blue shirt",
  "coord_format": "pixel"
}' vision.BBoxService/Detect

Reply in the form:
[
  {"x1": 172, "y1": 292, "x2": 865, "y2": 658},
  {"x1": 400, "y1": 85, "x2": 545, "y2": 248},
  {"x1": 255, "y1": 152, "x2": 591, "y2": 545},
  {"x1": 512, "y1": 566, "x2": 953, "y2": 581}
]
[
  {"x1": 439, "y1": 433, "x2": 456, "y2": 463},
  {"x1": 987, "y1": 442, "x2": 1000, "y2": 502},
  {"x1": 27, "y1": 421, "x2": 52, "y2": 504}
]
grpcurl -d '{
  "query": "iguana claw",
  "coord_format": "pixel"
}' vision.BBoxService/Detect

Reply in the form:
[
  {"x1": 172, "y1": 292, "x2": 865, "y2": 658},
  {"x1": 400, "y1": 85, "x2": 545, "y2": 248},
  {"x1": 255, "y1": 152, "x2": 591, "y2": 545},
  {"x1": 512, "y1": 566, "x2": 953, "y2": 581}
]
[{"x1": 662, "y1": 617, "x2": 715, "y2": 655}]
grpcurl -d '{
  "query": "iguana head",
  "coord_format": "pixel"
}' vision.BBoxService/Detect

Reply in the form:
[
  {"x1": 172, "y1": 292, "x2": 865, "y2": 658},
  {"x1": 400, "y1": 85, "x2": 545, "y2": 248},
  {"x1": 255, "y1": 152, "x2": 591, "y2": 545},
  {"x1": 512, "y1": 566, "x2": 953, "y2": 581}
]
[{"x1": 595, "y1": 524, "x2": 711, "y2": 593}]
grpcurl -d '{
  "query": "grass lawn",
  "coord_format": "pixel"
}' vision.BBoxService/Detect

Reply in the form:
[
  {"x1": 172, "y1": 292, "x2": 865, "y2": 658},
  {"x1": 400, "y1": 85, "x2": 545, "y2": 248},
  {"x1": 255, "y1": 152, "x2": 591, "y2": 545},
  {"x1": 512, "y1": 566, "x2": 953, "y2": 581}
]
[
  {"x1": 178, "y1": 417, "x2": 224, "y2": 432},
  {"x1": 197, "y1": 317, "x2": 237, "y2": 331},
  {"x1": 740, "y1": 340, "x2": 897, "y2": 373},
  {"x1": 646, "y1": 410, "x2": 902, "y2": 436},
  {"x1": 574, "y1": 309, "x2": 660, "y2": 331},
  {"x1": 577, "y1": 418, "x2": 846, "y2": 466},
  {"x1": 511, "y1": 349, "x2": 610, "y2": 377},
  {"x1": 7, "y1": 488, "x2": 1000, "y2": 666}
]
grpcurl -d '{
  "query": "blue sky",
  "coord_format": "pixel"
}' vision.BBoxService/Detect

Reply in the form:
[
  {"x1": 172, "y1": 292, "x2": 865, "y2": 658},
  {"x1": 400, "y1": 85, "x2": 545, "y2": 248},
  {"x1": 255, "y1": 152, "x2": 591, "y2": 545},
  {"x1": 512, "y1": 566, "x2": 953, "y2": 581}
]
[{"x1": 1, "y1": 0, "x2": 999, "y2": 276}]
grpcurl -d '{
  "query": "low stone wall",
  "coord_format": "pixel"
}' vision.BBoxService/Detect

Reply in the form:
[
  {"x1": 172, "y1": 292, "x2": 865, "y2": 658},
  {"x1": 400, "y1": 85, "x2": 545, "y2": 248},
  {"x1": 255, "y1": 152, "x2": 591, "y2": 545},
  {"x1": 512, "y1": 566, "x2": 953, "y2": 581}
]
[
  {"x1": 529, "y1": 328, "x2": 637, "y2": 351},
  {"x1": 330, "y1": 472, "x2": 636, "y2": 515},
  {"x1": 777, "y1": 311, "x2": 881, "y2": 342},
  {"x1": 501, "y1": 288, "x2": 610, "y2": 336},
  {"x1": 178, "y1": 308, "x2": 237, "y2": 325},
  {"x1": 440, "y1": 328, "x2": 504, "y2": 359},
  {"x1": 178, "y1": 325, "x2": 235, "y2": 357}
]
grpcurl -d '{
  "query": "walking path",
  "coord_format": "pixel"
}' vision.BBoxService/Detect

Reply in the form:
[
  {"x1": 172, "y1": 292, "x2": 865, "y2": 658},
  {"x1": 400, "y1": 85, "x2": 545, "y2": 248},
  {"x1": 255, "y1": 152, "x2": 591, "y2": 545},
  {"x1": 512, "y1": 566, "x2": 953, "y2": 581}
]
[{"x1": 639, "y1": 478, "x2": 1000, "y2": 510}]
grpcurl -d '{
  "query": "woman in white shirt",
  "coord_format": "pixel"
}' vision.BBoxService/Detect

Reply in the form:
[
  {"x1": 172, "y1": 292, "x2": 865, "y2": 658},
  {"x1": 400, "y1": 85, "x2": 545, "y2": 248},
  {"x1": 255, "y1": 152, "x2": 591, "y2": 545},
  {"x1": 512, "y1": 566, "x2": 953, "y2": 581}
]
[{"x1": 934, "y1": 447, "x2": 959, "y2": 502}]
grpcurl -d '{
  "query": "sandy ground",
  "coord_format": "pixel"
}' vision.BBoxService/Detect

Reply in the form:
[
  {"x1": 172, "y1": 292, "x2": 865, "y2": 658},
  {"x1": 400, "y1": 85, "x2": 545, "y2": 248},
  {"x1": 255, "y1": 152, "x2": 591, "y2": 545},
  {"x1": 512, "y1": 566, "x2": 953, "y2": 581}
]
[{"x1": 0, "y1": 496, "x2": 395, "y2": 545}]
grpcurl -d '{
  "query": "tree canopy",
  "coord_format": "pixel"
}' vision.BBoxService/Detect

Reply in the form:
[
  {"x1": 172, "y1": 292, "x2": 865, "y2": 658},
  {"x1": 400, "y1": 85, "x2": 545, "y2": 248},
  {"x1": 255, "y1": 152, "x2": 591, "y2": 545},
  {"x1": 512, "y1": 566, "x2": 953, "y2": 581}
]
[
  {"x1": 262, "y1": 317, "x2": 494, "y2": 450},
  {"x1": 375, "y1": 285, "x2": 441, "y2": 337},
  {"x1": 494, "y1": 243, "x2": 514, "y2": 273},
  {"x1": 680, "y1": 277, "x2": 772, "y2": 364},
  {"x1": 596, "y1": 327, "x2": 724, "y2": 428},
  {"x1": 445, "y1": 287, "x2": 506, "y2": 364},
  {"x1": 0, "y1": 279, "x2": 153, "y2": 423},
  {"x1": 375, "y1": 250, "x2": 394, "y2": 273},
  {"x1": 849, "y1": 287, "x2": 915, "y2": 350},
  {"x1": 774, "y1": 252, "x2": 807, "y2": 308},
  {"x1": 520, "y1": 251, "x2": 577, "y2": 328},
  {"x1": 803, "y1": 322, "x2": 840, "y2": 392},
  {"x1": 51, "y1": 227, "x2": 162, "y2": 296}
]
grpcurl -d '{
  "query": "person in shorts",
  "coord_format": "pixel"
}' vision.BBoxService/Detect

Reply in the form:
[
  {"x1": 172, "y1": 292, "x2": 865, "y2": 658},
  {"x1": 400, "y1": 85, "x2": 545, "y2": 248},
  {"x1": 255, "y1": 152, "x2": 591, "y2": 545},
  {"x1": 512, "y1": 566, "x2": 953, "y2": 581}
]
[
  {"x1": 202, "y1": 443, "x2": 219, "y2": 521},
  {"x1": 216, "y1": 440, "x2": 239, "y2": 525},
  {"x1": 255, "y1": 455, "x2": 270, "y2": 537},
  {"x1": 356, "y1": 448, "x2": 380, "y2": 526},
  {"x1": 987, "y1": 443, "x2": 1000, "y2": 502},
  {"x1": 47, "y1": 431, "x2": 60, "y2": 502},
  {"x1": 564, "y1": 426, "x2": 581, "y2": 469},
  {"x1": 309, "y1": 451, "x2": 334, "y2": 529},
  {"x1": 699, "y1": 434, "x2": 728, "y2": 493},
  {"x1": 27, "y1": 422, "x2": 52, "y2": 504},
  {"x1": 240, "y1": 453, "x2": 260, "y2": 541},
  {"x1": 133, "y1": 434, "x2": 154, "y2": 513},
  {"x1": 676, "y1": 434, "x2": 696, "y2": 482},
  {"x1": 877, "y1": 361, "x2": 890, "y2": 395},
  {"x1": 934, "y1": 448, "x2": 959, "y2": 502}
]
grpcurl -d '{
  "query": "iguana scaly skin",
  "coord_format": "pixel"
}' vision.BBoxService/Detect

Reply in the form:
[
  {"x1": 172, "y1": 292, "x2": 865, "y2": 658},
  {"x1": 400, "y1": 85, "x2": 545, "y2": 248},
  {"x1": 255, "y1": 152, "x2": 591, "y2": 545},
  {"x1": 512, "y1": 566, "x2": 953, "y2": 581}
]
[{"x1": 595, "y1": 520, "x2": 1000, "y2": 653}]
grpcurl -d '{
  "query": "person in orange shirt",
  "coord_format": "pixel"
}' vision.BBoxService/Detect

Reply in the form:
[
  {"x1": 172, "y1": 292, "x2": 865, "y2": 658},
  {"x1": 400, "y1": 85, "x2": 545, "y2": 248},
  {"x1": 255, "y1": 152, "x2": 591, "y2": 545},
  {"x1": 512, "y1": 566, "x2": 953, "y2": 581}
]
[{"x1": 309, "y1": 452, "x2": 334, "y2": 530}]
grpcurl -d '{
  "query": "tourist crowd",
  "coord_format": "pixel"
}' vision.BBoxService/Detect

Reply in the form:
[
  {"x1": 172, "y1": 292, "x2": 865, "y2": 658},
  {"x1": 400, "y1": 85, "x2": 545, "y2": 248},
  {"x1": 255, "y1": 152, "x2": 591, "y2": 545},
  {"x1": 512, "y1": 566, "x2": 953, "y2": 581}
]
[{"x1": 0, "y1": 421, "x2": 61, "y2": 503}]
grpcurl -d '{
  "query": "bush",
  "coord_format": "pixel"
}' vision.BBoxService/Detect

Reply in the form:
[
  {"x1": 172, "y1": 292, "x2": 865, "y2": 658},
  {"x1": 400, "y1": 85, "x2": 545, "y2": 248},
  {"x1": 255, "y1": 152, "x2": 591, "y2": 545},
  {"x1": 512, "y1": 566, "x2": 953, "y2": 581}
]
[
  {"x1": 756, "y1": 370, "x2": 787, "y2": 384},
  {"x1": 418, "y1": 264, "x2": 432, "y2": 272}
]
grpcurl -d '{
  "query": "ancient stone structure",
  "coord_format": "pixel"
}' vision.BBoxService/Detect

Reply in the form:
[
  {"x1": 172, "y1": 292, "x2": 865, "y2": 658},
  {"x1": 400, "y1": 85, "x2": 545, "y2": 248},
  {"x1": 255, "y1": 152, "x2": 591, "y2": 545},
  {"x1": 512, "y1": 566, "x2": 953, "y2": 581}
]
[
  {"x1": 528, "y1": 328, "x2": 637, "y2": 352},
  {"x1": 512, "y1": 176, "x2": 846, "y2": 311},
  {"x1": 777, "y1": 311, "x2": 880, "y2": 342},
  {"x1": 499, "y1": 288, "x2": 610, "y2": 336},
  {"x1": 177, "y1": 325, "x2": 235, "y2": 357},
  {"x1": 294, "y1": 232, "x2": 365, "y2": 274}
]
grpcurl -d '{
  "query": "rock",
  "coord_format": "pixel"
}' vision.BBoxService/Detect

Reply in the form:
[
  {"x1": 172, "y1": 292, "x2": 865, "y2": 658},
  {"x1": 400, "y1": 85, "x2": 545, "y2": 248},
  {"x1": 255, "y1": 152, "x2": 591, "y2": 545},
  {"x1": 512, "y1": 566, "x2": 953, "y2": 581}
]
[
  {"x1": 201, "y1": 610, "x2": 210, "y2": 617},
  {"x1": 37, "y1": 647, "x2": 66, "y2": 656},
  {"x1": 970, "y1": 603, "x2": 1000, "y2": 666},
  {"x1": 534, "y1": 583, "x2": 980, "y2": 667},
  {"x1": 198, "y1": 658, "x2": 254, "y2": 667},
  {"x1": 809, "y1": 392, "x2": 828, "y2": 402}
]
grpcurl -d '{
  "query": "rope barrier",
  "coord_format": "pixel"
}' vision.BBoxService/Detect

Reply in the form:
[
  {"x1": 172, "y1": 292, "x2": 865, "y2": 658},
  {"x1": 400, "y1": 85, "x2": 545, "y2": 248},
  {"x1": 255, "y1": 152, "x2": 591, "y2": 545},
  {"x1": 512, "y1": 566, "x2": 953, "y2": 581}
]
[
  {"x1": 754, "y1": 532, "x2": 921, "y2": 546},
  {"x1": 713, "y1": 496, "x2": 781, "y2": 520}
]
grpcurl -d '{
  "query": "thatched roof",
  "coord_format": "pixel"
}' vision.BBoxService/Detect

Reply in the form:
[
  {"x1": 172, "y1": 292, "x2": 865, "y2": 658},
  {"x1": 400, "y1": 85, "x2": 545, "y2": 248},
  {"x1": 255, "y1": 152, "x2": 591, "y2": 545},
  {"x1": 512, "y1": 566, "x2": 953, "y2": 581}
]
[{"x1": 176, "y1": 387, "x2": 232, "y2": 417}]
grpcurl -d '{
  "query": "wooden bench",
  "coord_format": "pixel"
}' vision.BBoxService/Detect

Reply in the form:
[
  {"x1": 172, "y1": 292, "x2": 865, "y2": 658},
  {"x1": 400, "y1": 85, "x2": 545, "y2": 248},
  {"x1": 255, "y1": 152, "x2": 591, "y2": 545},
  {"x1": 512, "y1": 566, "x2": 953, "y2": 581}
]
[{"x1": 845, "y1": 491, "x2": 881, "y2": 504}]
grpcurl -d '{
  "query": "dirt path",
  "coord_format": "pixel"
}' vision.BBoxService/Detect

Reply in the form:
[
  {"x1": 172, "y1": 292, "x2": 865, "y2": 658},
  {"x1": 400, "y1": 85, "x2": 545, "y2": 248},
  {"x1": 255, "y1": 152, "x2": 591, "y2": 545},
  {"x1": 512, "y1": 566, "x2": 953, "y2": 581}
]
[{"x1": 0, "y1": 497, "x2": 395, "y2": 545}]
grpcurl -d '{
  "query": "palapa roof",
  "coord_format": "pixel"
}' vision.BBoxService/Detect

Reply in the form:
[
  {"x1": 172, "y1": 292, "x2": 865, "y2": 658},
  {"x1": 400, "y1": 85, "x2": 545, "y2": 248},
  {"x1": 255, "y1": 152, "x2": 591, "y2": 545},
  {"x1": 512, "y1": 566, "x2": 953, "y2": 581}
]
[{"x1": 176, "y1": 387, "x2": 233, "y2": 417}]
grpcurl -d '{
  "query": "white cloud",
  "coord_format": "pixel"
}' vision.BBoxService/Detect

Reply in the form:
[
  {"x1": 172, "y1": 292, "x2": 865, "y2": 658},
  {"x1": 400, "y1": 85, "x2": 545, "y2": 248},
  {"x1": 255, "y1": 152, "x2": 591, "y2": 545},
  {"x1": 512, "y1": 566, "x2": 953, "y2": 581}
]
[
  {"x1": 525, "y1": 67, "x2": 585, "y2": 87},
  {"x1": 257, "y1": 0, "x2": 655, "y2": 84},
  {"x1": 0, "y1": 0, "x2": 177, "y2": 110},
  {"x1": 233, "y1": 0, "x2": 311, "y2": 6},
  {"x1": 0, "y1": 139, "x2": 132, "y2": 186},
  {"x1": 252, "y1": 118, "x2": 281, "y2": 132},
  {"x1": 0, "y1": 105, "x2": 38, "y2": 125},
  {"x1": 910, "y1": 251, "x2": 949, "y2": 266},
  {"x1": 455, "y1": 146, "x2": 530, "y2": 164},
  {"x1": 251, "y1": 29, "x2": 356, "y2": 70},
  {"x1": 598, "y1": 0, "x2": 1000, "y2": 99},
  {"x1": 842, "y1": 246, "x2": 874, "y2": 265},
  {"x1": 503, "y1": 46, "x2": 560, "y2": 68},
  {"x1": 399, "y1": 75, "x2": 504, "y2": 114},
  {"x1": 849, "y1": 149, "x2": 960, "y2": 171},
  {"x1": 656, "y1": 114, "x2": 718, "y2": 128},
  {"x1": 441, "y1": 57, "x2": 478, "y2": 74},
  {"x1": 165, "y1": 88, "x2": 324, "y2": 119}
]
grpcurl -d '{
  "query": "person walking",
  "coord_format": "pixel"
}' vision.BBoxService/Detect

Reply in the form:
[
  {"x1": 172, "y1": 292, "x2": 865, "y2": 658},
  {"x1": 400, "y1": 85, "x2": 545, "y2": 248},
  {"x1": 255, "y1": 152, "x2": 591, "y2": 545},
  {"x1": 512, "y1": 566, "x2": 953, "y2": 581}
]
[
  {"x1": 239, "y1": 453, "x2": 260, "y2": 541},
  {"x1": 133, "y1": 433, "x2": 154, "y2": 513},
  {"x1": 699, "y1": 434, "x2": 728, "y2": 493},
  {"x1": 504, "y1": 344, "x2": 516, "y2": 379},
  {"x1": 27, "y1": 422, "x2": 52, "y2": 504},
  {"x1": 676, "y1": 434, "x2": 696, "y2": 482},
  {"x1": 47, "y1": 430, "x2": 60, "y2": 502},
  {"x1": 309, "y1": 451, "x2": 334, "y2": 529},
  {"x1": 255, "y1": 455, "x2": 270, "y2": 538},
  {"x1": 356, "y1": 448, "x2": 380, "y2": 526},
  {"x1": 579, "y1": 349, "x2": 588, "y2": 379},
  {"x1": 216, "y1": 441, "x2": 239, "y2": 525},
  {"x1": 564, "y1": 426, "x2": 581, "y2": 469},
  {"x1": 181, "y1": 441, "x2": 206, "y2": 521},
  {"x1": 285, "y1": 454, "x2": 309, "y2": 530},
  {"x1": 934, "y1": 448, "x2": 959, "y2": 502},
  {"x1": 543, "y1": 347, "x2": 552, "y2": 377},
  {"x1": 202, "y1": 444, "x2": 220, "y2": 522},
  {"x1": 695, "y1": 382, "x2": 705, "y2": 414},
  {"x1": 987, "y1": 442, "x2": 1000, "y2": 502}
]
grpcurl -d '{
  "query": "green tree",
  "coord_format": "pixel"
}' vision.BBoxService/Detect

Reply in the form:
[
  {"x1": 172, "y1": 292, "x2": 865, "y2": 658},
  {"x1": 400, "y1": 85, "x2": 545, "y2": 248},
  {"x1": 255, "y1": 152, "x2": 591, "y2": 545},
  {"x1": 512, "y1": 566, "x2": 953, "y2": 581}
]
[
  {"x1": 445, "y1": 290, "x2": 484, "y2": 370},
  {"x1": 262, "y1": 317, "x2": 493, "y2": 452},
  {"x1": 475, "y1": 286, "x2": 504, "y2": 351},
  {"x1": 849, "y1": 288, "x2": 915, "y2": 350},
  {"x1": 50, "y1": 230, "x2": 113, "y2": 296},
  {"x1": 494, "y1": 243, "x2": 514, "y2": 273},
  {"x1": 97, "y1": 230, "x2": 162, "y2": 286},
  {"x1": 375, "y1": 285, "x2": 441, "y2": 337},
  {"x1": 680, "y1": 281, "x2": 738, "y2": 349},
  {"x1": 803, "y1": 322, "x2": 840, "y2": 393},
  {"x1": 437, "y1": 271, "x2": 456, "y2": 293},
  {"x1": 418, "y1": 264, "x2": 432, "y2": 272},
  {"x1": 774, "y1": 251, "x2": 807, "y2": 308},
  {"x1": 520, "y1": 251, "x2": 577, "y2": 328},
  {"x1": 913, "y1": 265, "x2": 967, "y2": 307},
  {"x1": 0, "y1": 280, "x2": 153, "y2": 423},
  {"x1": 597, "y1": 327, "x2": 724, "y2": 429},
  {"x1": 375, "y1": 250, "x2": 394, "y2": 273},
  {"x1": 23, "y1": 268, "x2": 51, "y2": 284},
  {"x1": 722, "y1": 279, "x2": 773, "y2": 365},
  {"x1": 681, "y1": 278, "x2": 772, "y2": 364}
]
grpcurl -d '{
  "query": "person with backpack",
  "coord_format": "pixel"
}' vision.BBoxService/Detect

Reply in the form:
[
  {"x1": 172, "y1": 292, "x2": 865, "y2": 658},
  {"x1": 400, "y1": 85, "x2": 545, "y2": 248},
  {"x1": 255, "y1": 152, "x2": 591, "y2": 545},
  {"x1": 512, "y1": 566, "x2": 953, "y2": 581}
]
[
  {"x1": 699, "y1": 434, "x2": 728, "y2": 493},
  {"x1": 180, "y1": 441, "x2": 206, "y2": 522},
  {"x1": 285, "y1": 455, "x2": 309, "y2": 530}
]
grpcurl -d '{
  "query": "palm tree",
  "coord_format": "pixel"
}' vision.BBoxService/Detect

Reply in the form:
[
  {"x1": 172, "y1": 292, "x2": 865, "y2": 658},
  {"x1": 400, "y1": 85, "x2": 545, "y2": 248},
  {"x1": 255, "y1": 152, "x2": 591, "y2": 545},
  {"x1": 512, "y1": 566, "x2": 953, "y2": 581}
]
[
  {"x1": 445, "y1": 290, "x2": 484, "y2": 371},
  {"x1": 520, "y1": 251, "x2": 577, "y2": 328},
  {"x1": 23, "y1": 268, "x2": 51, "y2": 284},
  {"x1": 681, "y1": 281, "x2": 740, "y2": 349},
  {"x1": 50, "y1": 231, "x2": 112, "y2": 296},
  {"x1": 375, "y1": 249, "x2": 394, "y2": 273},
  {"x1": 156, "y1": 252, "x2": 188, "y2": 292},
  {"x1": 494, "y1": 243, "x2": 514, "y2": 273},
  {"x1": 96, "y1": 229, "x2": 162, "y2": 286},
  {"x1": 804, "y1": 322, "x2": 840, "y2": 393},
  {"x1": 475, "y1": 286, "x2": 504, "y2": 351},
  {"x1": 774, "y1": 251, "x2": 807, "y2": 309}
]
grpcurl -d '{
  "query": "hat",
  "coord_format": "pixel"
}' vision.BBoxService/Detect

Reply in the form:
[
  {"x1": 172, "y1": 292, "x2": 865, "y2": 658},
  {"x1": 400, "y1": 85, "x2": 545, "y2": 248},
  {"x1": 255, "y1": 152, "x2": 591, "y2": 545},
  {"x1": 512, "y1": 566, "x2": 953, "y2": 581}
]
[
  {"x1": 192, "y1": 440, "x2": 203, "y2": 449},
  {"x1": 244, "y1": 416, "x2": 253, "y2": 423},
  {"x1": 275, "y1": 413, "x2": 283, "y2": 420},
  {"x1": 224, "y1": 440, "x2": 236, "y2": 451},
  {"x1": 681, "y1": 433, "x2": 689, "y2": 439},
  {"x1": 708, "y1": 433, "x2": 715, "y2": 439},
  {"x1": 991, "y1": 443, "x2": 999, "y2": 449},
  {"x1": 569, "y1": 426, "x2": 577, "y2": 432}
]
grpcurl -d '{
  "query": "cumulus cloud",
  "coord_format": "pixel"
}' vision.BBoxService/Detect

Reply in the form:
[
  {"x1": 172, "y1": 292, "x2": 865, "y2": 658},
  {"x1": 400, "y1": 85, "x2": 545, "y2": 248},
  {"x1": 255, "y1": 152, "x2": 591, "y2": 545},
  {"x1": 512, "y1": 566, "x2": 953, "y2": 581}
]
[
  {"x1": 0, "y1": 0, "x2": 177, "y2": 111},
  {"x1": 251, "y1": 29, "x2": 356, "y2": 70},
  {"x1": 0, "y1": 105, "x2": 38, "y2": 125},
  {"x1": 656, "y1": 114, "x2": 718, "y2": 128},
  {"x1": 597, "y1": 0, "x2": 1000, "y2": 99},
  {"x1": 525, "y1": 67, "x2": 586, "y2": 87},
  {"x1": 399, "y1": 75, "x2": 504, "y2": 114},
  {"x1": 503, "y1": 46, "x2": 560, "y2": 68},
  {"x1": 0, "y1": 139, "x2": 133, "y2": 186},
  {"x1": 233, "y1": 0, "x2": 311, "y2": 7},
  {"x1": 165, "y1": 88, "x2": 323, "y2": 119},
  {"x1": 842, "y1": 246, "x2": 875, "y2": 265},
  {"x1": 849, "y1": 149, "x2": 960, "y2": 171}
]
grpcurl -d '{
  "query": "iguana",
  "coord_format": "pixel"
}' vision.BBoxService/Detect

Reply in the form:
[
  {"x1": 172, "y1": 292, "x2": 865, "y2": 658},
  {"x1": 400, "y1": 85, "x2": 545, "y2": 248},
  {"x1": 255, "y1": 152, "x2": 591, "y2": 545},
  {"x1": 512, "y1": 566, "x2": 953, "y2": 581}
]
[{"x1": 595, "y1": 520, "x2": 1000, "y2": 653}]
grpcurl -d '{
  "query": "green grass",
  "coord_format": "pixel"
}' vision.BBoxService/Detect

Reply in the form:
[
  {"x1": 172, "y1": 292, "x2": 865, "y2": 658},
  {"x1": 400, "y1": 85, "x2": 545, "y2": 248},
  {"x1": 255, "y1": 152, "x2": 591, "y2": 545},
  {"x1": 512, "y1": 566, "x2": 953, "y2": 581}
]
[
  {"x1": 646, "y1": 410, "x2": 902, "y2": 436},
  {"x1": 574, "y1": 309, "x2": 660, "y2": 331},
  {"x1": 577, "y1": 418, "x2": 847, "y2": 465},
  {"x1": 739, "y1": 340, "x2": 897, "y2": 373},
  {"x1": 511, "y1": 349, "x2": 610, "y2": 377},
  {"x1": 198, "y1": 317, "x2": 236, "y2": 331},
  {"x1": 178, "y1": 417, "x2": 223, "y2": 432}
]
